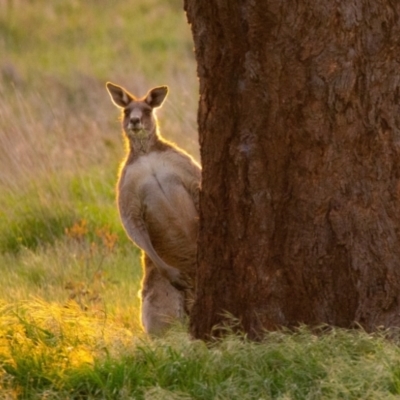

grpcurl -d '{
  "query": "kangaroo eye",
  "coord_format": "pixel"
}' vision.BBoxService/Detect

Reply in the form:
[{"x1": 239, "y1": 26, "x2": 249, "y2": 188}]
[
  {"x1": 123, "y1": 109, "x2": 130, "y2": 117},
  {"x1": 143, "y1": 109, "x2": 152, "y2": 116}
]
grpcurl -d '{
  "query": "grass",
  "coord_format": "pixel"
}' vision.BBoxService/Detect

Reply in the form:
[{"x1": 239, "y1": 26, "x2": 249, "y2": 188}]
[
  {"x1": 1, "y1": 0, "x2": 400, "y2": 398},
  {"x1": 1, "y1": 314, "x2": 400, "y2": 399}
]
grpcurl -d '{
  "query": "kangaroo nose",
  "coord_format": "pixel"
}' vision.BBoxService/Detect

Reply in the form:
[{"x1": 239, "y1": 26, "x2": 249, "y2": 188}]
[{"x1": 130, "y1": 117, "x2": 140, "y2": 125}]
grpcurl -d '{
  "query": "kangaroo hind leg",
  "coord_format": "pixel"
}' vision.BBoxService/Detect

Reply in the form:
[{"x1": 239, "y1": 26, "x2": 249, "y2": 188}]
[{"x1": 140, "y1": 254, "x2": 185, "y2": 335}]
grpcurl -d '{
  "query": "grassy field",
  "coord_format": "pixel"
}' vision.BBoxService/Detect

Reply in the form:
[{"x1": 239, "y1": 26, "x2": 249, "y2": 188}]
[{"x1": 1, "y1": 1, "x2": 400, "y2": 399}]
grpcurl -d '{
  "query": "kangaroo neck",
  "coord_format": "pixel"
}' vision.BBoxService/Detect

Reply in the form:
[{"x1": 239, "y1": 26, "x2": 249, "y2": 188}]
[{"x1": 128, "y1": 129, "x2": 157, "y2": 155}]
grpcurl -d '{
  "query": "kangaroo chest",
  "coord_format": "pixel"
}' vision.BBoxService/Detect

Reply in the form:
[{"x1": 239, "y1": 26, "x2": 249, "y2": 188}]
[
  {"x1": 120, "y1": 152, "x2": 182, "y2": 197},
  {"x1": 119, "y1": 151, "x2": 197, "y2": 253},
  {"x1": 118, "y1": 150, "x2": 198, "y2": 269}
]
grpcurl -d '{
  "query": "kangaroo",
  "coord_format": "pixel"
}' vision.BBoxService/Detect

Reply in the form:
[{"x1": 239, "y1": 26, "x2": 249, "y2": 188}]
[{"x1": 106, "y1": 82, "x2": 201, "y2": 335}]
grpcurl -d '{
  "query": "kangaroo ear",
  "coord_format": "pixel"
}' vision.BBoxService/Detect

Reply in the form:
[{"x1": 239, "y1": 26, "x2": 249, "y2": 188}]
[
  {"x1": 145, "y1": 86, "x2": 168, "y2": 108},
  {"x1": 106, "y1": 82, "x2": 134, "y2": 108}
]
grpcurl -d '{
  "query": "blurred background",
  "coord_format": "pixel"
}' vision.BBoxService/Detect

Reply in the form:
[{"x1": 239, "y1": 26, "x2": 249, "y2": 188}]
[{"x1": 0, "y1": 0, "x2": 198, "y2": 331}]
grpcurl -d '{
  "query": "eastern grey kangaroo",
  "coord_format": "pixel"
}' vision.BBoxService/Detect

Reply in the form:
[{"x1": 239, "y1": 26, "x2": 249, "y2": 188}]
[{"x1": 106, "y1": 82, "x2": 201, "y2": 334}]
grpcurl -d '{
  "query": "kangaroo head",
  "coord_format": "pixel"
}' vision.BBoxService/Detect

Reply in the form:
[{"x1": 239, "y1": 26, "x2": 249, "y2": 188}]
[{"x1": 106, "y1": 82, "x2": 168, "y2": 142}]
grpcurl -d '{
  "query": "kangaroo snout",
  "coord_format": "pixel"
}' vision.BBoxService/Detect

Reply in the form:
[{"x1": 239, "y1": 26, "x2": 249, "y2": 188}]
[
  {"x1": 130, "y1": 116, "x2": 140, "y2": 125},
  {"x1": 128, "y1": 116, "x2": 142, "y2": 131}
]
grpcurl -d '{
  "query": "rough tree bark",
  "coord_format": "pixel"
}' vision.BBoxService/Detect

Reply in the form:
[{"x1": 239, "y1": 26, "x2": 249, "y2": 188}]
[{"x1": 184, "y1": 0, "x2": 400, "y2": 339}]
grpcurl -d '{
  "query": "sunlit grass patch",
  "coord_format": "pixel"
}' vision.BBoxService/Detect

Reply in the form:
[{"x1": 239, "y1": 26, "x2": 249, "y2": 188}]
[
  {"x1": 0, "y1": 297, "x2": 400, "y2": 398},
  {"x1": 0, "y1": 299, "x2": 137, "y2": 397},
  {"x1": 2, "y1": 319, "x2": 399, "y2": 399}
]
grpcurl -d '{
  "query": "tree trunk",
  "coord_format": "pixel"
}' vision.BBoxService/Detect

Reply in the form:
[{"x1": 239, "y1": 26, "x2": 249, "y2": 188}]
[{"x1": 184, "y1": 0, "x2": 400, "y2": 339}]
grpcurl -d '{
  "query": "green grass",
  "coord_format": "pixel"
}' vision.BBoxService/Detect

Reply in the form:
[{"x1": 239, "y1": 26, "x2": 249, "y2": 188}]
[
  {"x1": 1, "y1": 0, "x2": 400, "y2": 398},
  {"x1": 1, "y1": 314, "x2": 400, "y2": 399}
]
